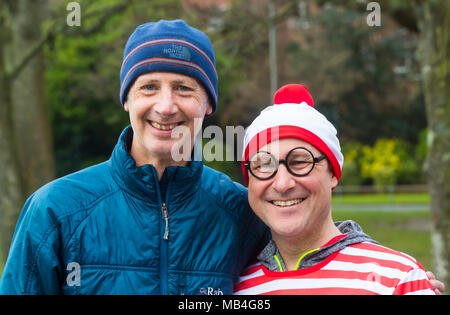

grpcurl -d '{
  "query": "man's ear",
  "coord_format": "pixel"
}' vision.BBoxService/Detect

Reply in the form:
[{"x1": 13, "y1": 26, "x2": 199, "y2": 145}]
[
  {"x1": 330, "y1": 174, "x2": 339, "y2": 191},
  {"x1": 124, "y1": 100, "x2": 129, "y2": 112},
  {"x1": 205, "y1": 102, "x2": 213, "y2": 116}
]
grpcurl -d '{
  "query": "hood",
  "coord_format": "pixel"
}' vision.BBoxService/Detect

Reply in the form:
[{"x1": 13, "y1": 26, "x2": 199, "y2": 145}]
[{"x1": 258, "y1": 220, "x2": 378, "y2": 272}]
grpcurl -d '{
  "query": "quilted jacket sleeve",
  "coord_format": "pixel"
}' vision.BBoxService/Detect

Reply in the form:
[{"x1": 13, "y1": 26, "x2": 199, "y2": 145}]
[{"x1": 0, "y1": 193, "x2": 63, "y2": 295}]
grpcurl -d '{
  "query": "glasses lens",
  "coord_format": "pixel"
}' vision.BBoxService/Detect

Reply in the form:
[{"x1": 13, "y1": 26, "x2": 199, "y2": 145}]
[
  {"x1": 287, "y1": 147, "x2": 314, "y2": 176},
  {"x1": 248, "y1": 151, "x2": 277, "y2": 178}
]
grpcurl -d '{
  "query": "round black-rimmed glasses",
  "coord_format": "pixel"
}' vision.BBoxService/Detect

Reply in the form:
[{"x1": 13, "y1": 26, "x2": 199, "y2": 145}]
[{"x1": 244, "y1": 146, "x2": 326, "y2": 180}]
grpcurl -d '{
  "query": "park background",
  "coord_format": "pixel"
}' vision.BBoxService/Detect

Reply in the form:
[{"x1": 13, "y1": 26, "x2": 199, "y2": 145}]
[{"x1": 1, "y1": 0, "x2": 448, "y2": 291}]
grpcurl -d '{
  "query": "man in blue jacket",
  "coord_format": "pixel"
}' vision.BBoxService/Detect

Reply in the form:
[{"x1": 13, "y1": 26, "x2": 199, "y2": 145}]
[{"x1": 0, "y1": 19, "x2": 269, "y2": 294}]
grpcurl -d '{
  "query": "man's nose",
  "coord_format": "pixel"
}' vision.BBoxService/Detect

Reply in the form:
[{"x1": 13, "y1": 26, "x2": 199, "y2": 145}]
[
  {"x1": 153, "y1": 88, "x2": 178, "y2": 116},
  {"x1": 271, "y1": 164, "x2": 296, "y2": 193}
]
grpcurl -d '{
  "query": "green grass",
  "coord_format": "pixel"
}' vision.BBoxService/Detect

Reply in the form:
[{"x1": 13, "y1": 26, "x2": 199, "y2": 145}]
[
  {"x1": 331, "y1": 192, "x2": 432, "y2": 270},
  {"x1": 333, "y1": 210, "x2": 432, "y2": 270},
  {"x1": 332, "y1": 193, "x2": 430, "y2": 205}
]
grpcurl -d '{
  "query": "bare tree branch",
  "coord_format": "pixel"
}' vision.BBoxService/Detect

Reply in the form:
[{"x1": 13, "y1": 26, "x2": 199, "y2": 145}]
[
  {"x1": 7, "y1": 0, "x2": 133, "y2": 81},
  {"x1": 7, "y1": 28, "x2": 54, "y2": 81}
]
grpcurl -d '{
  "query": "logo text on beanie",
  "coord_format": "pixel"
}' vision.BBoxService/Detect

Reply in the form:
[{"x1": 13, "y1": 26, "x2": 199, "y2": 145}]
[{"x1": 163, "y1": 45, "x2": 191, "y2": 61}]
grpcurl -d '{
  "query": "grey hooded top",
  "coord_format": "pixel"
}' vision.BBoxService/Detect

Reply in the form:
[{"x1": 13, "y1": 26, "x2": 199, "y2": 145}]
[{"x1": 258, "y1": 220, "x2": 378, "y2": 272}]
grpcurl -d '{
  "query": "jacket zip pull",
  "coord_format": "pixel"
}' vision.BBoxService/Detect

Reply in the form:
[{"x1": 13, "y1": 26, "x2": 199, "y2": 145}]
[{"x1": 161, "y1": 202, "x2": 169, "y2": 240}]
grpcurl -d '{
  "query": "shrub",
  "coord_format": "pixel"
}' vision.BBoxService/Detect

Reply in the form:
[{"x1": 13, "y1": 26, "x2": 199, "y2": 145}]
[
  {"x1": 340, "y1": 142, "x2": 365, "y2": 185},
  {"x1": 359, "y1": 138, "x2": 421, "y2": 189}
]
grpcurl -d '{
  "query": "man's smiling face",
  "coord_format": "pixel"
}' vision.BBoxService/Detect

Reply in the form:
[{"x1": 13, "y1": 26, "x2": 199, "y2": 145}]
[
  {"x1": 124, "y1": 71, "x2": 212, "y2": 166},
  {"x1": 247, "y1": 138, "x2": 338, "y2": 241}
]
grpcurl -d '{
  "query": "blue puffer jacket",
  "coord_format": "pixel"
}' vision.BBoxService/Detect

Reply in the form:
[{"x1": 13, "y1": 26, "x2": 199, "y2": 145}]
[{"x1": 0, "y1": 126, "x2": 269, "y2": 294}]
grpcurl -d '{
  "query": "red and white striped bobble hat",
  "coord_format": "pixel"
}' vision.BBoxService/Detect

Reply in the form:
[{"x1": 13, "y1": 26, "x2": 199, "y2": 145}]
[{"x1": 241, "y1": 84, "x2": 344, "y2": 185}]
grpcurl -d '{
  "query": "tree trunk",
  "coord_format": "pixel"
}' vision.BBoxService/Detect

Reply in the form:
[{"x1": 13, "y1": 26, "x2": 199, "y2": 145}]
[
  {"x1": 10, "y1": 0, "x2": 55, "y2": 197},
  {"x1": 414, "y1": 0, "x2": 450, "y2": 290},
  {"x1": 0, "y1": 0, "x2": 55, "y2": 268},
  {"x1": 0, "y1": 6, "x2": 25, "y2": 269}
]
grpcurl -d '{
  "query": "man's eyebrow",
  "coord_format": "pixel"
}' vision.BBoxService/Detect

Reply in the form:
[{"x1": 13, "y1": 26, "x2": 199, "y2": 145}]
[
  {"x1": 171, "y1": 79, "x2": 199, "y2": 87},
  {"x1": 135, "y1": 78, "x2": 159, "y2": 85}
]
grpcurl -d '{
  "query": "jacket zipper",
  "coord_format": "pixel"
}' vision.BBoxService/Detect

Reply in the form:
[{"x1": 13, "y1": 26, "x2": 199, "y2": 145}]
[
  {"x1": 161, "y1": 202, "x2": 169, "y2": 240},
  {"x1": 159, "y1": 201, "x2": 169, "y2": 294},
  {"x1": 160, "y1": 200, "x2": 169, "y2": 294},
  {"x1": 155, "y1": 169, "x2": 169, "y2": 295}
]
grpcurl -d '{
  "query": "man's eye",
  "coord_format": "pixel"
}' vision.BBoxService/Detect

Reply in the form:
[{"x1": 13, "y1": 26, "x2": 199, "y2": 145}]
[
  {"x1": 290, "y1": 160, "x2": 307, "y2": 165},
  {"x1": 289, "y1": 159, "x2": 311, "y2": 171},
  {"x1": 178, "y1": 85, "x2": 193, "y2": 92},
  {"x1": 142, "y1": 84, "x2": 156, "y2": 91}
]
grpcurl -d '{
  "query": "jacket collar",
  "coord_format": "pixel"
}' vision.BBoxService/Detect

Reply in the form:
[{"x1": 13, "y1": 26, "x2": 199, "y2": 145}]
[{"x1": 109, "y1": 126, "x2": 204, "y2": 203}]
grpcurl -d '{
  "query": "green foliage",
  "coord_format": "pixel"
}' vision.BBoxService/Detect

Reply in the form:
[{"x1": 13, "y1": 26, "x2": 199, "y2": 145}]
[
  {"x1": 283, "y1": 3, "x2": 426, "y2": 145},
  {"x1": 340, "y1": 141, "x2": 365, "y2": 186},
  {"x1": 209, "y1": 0, "x2": 271, "y2": 128},
  {"x1": 339, "y1": 137, "x2": 427, "y2": 188},
  {"x1": 359, "y1": 138, "x2": 425, "y2": 188},
  {"x1": 360, "y1": 139, "x2": 403, "y2": 187},
  {"x1": 415, "y1": 128, "x2": 428, "y2": 163}
]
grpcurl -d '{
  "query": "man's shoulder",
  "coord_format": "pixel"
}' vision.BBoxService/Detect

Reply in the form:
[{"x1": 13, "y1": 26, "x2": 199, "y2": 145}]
[
  {"x1": 199, "y1": 166, "x2": 269, "y2": 259},
  {"x1": 28, "y1": 161, "x2": 119, "y2": 218},
  {"x1": 200, "y1": 165, "x2": 249, "y2": 205},
  {"x1": 341, "y1": 241, "x2": 425, "y2": 271},
  {"x1": 342, "y1": 242, "x2": 434, "y2": 294}
]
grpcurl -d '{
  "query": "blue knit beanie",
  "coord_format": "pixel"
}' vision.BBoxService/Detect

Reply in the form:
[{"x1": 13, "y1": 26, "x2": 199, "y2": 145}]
[{"x1": 120, "y1": 19, "x2": 218, "y2": 114}]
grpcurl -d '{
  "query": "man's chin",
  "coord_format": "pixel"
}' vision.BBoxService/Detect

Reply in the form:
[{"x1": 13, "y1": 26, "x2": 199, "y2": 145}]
[{"x1": 152, "y1": 145, "x2": 193, "y2": 164}]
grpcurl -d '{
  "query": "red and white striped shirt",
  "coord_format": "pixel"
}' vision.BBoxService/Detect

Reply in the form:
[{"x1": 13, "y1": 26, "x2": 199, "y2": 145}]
[{"x1": 234, "y1": 242, "x2": 435, "y2": 295}]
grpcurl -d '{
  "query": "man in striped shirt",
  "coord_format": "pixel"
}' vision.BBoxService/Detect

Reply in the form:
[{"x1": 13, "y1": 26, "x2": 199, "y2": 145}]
[{"x1": 235, "y1": 84, "x2": 435, "y2": 295}]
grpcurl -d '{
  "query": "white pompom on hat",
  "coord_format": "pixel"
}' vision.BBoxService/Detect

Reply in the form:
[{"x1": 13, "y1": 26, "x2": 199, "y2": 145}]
[{"x1": 241, "y1": 84, "x2": 344, "y2": 185}]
